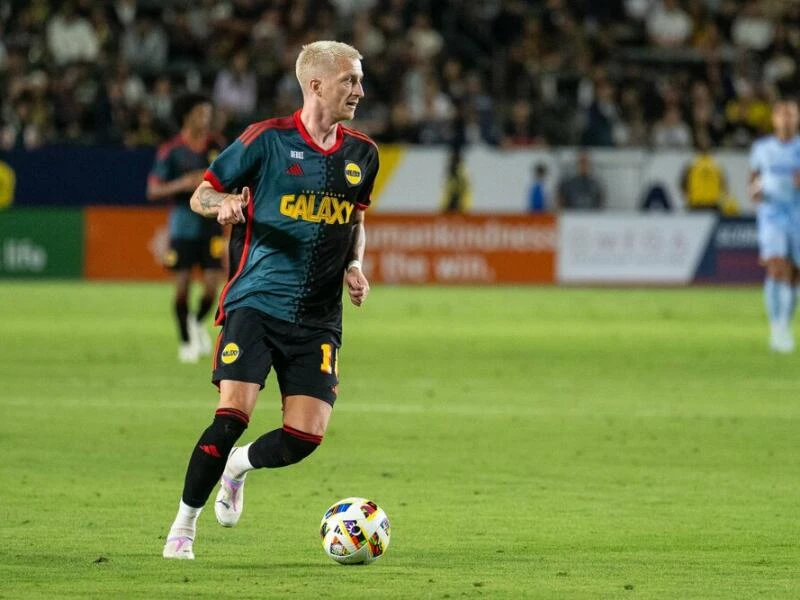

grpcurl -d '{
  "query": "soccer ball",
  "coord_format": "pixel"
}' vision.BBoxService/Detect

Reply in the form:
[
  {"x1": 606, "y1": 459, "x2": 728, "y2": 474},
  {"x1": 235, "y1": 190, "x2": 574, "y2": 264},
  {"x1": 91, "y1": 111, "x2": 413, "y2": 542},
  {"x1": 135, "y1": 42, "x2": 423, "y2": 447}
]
[{"x1": 320, "y1": 497, "x2": 391, "y2": 564}]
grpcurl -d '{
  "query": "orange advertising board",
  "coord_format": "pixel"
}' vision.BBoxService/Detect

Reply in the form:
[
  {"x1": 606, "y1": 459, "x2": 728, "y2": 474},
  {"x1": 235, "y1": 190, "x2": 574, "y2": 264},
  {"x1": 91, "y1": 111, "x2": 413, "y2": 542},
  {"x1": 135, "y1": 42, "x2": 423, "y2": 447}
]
[
  {"x1": 84, "y1": 209, "x2": 556, "y2": 284},
  {"x1": 85, "y1": 207, "x2": 172, "y2": 280},
  {"x1": 363, "y1": 214, "x2": 556, "y2": 284}
]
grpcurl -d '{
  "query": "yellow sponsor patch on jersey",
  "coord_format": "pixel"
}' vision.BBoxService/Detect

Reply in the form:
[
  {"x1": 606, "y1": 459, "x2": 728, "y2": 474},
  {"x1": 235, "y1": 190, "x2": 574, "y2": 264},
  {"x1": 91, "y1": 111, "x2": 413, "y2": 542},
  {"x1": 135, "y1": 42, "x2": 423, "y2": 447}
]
[
  {"x1": 221, "y1": 342, "x2": 240, "y2": 364},
  {"x1": 344, "y1": 161, "x2": 362, "y2": 186}
]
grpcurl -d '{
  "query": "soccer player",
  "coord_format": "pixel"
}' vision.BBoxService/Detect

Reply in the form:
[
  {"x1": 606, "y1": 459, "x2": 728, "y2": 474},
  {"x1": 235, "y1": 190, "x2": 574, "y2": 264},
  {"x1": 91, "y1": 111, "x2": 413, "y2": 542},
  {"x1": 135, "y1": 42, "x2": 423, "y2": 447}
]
[
  {"x1": 162, "y1": 41, "x2": 378, "y2": 559},
  {"x1": 147, "y1": 94, "x2": 226, "y2": 363},
  {"x1": 749, "y1": 99, "x2": 800, "y2": 353}
]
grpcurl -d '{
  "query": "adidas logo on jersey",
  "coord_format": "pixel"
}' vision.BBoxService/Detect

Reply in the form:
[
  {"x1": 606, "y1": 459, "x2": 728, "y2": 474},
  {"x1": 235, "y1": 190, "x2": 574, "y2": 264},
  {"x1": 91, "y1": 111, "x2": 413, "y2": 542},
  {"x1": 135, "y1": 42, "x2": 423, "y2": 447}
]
[{"x1": 286, "y1": 163, "x2": 304, "y2": 176}]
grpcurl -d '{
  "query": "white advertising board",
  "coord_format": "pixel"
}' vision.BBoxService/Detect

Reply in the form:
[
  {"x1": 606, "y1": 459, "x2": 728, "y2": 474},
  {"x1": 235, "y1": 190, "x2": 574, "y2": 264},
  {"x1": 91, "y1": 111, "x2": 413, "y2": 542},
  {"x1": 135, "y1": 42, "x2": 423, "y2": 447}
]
[{"x1": 557, "y1": 213, "x2": 717, "y2": 284}]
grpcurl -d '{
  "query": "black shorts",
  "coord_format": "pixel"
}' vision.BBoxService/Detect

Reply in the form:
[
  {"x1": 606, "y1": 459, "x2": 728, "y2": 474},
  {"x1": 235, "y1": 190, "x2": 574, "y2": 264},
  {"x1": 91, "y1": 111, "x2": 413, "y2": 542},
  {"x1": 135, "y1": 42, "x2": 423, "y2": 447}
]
[
  {"x1": 212, "y1": 308, "x2": 341, "y2": 405},
  {"x1": 164, "y1": 237, "x2": 224, "y2": 271}
]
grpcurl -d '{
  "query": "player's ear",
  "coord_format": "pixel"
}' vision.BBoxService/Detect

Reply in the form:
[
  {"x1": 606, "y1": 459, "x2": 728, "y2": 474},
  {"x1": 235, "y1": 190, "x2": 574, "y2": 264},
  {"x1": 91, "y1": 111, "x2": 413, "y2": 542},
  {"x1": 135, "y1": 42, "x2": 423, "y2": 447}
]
[{"x1": 309, "y1": 78, "x2": 323, "y2": 97}]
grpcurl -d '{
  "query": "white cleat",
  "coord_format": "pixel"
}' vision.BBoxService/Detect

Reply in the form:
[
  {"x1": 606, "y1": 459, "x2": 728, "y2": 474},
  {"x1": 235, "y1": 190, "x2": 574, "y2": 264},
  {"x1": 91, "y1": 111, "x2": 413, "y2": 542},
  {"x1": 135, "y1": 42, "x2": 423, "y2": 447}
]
[
  {"x1": 770, "y1": 324, "x2": 795, "y2": 354},
  {"x1": 189, "y1": 317, "x2": 213, "y2": 357},
  {"x1": 215, "y1": 471, "x2": 246, "y2": 527},
  {"x1": 178, "y1": 342, "x2": 199, "y2": 364},
  {"x1": 163, "y1": 532, "x2": 195, "y2": 559}
]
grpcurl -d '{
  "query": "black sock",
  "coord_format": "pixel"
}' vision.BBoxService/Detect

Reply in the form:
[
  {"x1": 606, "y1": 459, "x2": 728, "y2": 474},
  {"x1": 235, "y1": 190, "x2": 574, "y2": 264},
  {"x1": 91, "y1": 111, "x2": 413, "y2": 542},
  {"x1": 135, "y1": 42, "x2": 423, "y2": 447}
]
[
  {"x1": 196, "y1": 294, "x2": 215, "y2": 322},
  {"x1": 175, "y1": 297, "x2": 190, "y2": 343},
  {"x1": 181, "y1": 408, "x2": 249, "y2": 507},
  {"x1": 248, "y1": 425, "x2": 322, "y2": 469}
]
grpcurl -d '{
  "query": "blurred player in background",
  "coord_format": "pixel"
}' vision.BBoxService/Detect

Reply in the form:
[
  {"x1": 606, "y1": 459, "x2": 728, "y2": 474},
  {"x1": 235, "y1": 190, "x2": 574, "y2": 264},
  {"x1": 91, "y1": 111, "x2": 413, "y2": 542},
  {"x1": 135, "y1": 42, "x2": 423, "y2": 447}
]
[
  {"x1": 147, "y1": 94, "x2": 226, "y2": 363},
  {"x1": 162, "y1": 41, "x2": 379, "y2": 559},
  {"x1": 749, "y1": 99, "x2": 800, "y2": 353}
]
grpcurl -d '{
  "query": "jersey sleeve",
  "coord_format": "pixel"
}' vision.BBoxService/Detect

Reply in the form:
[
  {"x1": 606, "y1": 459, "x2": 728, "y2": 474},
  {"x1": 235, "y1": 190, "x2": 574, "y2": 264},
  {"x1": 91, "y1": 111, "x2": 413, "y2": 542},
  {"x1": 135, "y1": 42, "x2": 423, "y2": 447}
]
[
  {"x1": 355, "y1": 149, "x2": 379, "y2": 210},
  {"x1": 149, "y1": 144, "x2": 174, "y2": 184},
  {"x1": 204, "y1": 128, "x2": 265, "y2": 192}
]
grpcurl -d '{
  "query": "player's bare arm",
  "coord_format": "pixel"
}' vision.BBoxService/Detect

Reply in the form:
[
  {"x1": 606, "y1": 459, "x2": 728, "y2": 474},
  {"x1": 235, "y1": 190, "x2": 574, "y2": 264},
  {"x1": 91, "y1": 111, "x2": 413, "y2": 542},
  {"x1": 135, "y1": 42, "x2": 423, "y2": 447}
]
[
  {"x1": 345, "y1": 209, "x2": 369, "y2": 307},
  {"x1": 748, "y1": 171, "x2": 762, "y2": 202},
  {"x1": 190, "y1": 181, "x2": 250, "y2": 224},
  {"x1": 146, "y1": 169, "x2": 206, "y2": 201}
]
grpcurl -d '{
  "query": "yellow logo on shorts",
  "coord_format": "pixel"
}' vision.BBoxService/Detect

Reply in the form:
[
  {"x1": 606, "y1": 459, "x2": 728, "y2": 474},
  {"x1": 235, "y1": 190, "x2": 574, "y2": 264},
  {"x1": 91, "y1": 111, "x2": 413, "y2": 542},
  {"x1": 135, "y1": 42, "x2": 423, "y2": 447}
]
[
  {"x1": 209, "y1": 235, "x2": 225, "y2": 259},
  {"x1": 344, "y1": 161, "x2": 362, "y2": 186},
  {"x1": 221, "y1": 343, "x2": 240, "y2": 364},
  {"x1": 163, "y1": 249, "x2": 178, "y2": 267}
]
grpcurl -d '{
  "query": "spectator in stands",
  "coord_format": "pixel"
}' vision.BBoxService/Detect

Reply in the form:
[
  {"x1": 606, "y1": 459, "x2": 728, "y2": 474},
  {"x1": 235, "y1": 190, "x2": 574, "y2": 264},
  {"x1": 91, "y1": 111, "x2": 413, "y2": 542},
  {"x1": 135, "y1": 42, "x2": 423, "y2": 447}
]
[
  {"x1": 528, "y1": 163, "x2": 550, "y2": 213},
  {"x1": 125, "y1": 105, "x2": 160, "y2": 148},
  {"x1": 582, "y1": 79, "x2": 619, "y2": 147},
  {"x1": 407, "y1": 13, "x2": 444, "y2": 62},
  {"x1": 617, "y1": 86, "x2": 649, "y2": 146},
  {"x1": 652, "y1": 105, "x2": 693, "y2": 148},
  {"x1": 109, "y1": 60, "x2": 146, "y2": 110},
  {"x1": 1, "y1": 92, "x2": 45, "y2": 150},
  {"x1": 212, "y1": 49, "x2": 258, "y2": 122},
  {"x1": 415, "y1": 78, "x2": 455, "y2": 145},
  {"x1": 46, "y1": 1, "x2": 99, "y2": 66},
  {"x1": 113, "y1": 0, "x2": 138, "y2": 29},
  {"x1": 689, "y1": 81, "x2": 725, "y2": 147},
  {"x1": 351, "y1": 11, "x2": 385, "y2": 59},
  {"x1": 121, "y1": 9, "x2": 168, "y2": 75},
  {"x1": 557, "y1": 151, "x2": 605, "y2": 211},
  {"x1": 724, "y1": 80, "x2": 772, "y2": 147},
  {"x1": 762, "y1": 25, "x2": 796, "y2": 88},
  {"x1": 647, "y1": 0, "x2": 693, "y2": 47},
  {"x1": 441, "y1": 150, "x2": 472, "y2": 213},
  {"x1": 680, "y1": 133, "x2": 728, "y2": 212},
  {"x1": 3, "y1": 0, "x2": 800, "y2": 151},
  {"x1": 147, "y1": 76, "x2": 174, "y2": 128},
  {"x1": 731, "y1": 1, "x2": 774, "y2": 52},
  {"x1": 462, "y1": 72, "x2": 498, "y2": 146},
  {"x1": 503, "y1": 99, "x2": 544, "y2": 148}
]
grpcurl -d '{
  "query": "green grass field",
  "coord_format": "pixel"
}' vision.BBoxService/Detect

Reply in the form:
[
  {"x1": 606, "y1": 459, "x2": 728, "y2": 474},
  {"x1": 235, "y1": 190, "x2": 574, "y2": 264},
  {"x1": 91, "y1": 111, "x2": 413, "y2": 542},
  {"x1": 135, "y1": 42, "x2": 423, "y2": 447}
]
[{"x1": 2, "y1": 282, "x2": 799, "y2": 599}]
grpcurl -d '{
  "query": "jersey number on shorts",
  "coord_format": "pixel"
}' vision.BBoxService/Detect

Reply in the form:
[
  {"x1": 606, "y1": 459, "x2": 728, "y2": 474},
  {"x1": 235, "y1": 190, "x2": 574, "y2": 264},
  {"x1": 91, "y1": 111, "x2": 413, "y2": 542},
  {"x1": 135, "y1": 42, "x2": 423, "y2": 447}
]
[{"x1": 320, "y1": 343, "x2": 339, "y2": 376}]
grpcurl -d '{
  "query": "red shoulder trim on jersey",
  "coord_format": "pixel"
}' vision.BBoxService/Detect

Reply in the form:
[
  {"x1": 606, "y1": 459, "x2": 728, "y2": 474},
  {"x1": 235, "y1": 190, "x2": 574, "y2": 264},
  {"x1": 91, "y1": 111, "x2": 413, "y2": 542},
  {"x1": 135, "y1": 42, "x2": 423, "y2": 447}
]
[
  {"x1": 204, "y1": 170, "x2": 224, "y2": 192},
  {"x1": 356, "y1": 201, "x2": 370, "y2": 210},
  {"x1": 293, "y1": 109, "x2": 344, "y2": 155},
  {"x1": 238, "y1": 116, "x2": 294, "y2": 147},
  {"x1": 342, "y1": 126, "x2": 378, "y2": 149},
  {"x1": 215, "y1": 198, "x2": 255, "y2": 326},
  {"x1": 156, "y1": 134, "x2": 183, "y2": 160}
]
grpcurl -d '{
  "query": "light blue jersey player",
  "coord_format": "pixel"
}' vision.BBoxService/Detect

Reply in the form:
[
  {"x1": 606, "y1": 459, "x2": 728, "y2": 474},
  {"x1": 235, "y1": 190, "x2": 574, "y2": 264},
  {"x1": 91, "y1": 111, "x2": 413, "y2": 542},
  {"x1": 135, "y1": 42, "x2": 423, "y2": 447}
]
[{"x1": 749, "y1": 99, "x2": 800, "y2": 353}]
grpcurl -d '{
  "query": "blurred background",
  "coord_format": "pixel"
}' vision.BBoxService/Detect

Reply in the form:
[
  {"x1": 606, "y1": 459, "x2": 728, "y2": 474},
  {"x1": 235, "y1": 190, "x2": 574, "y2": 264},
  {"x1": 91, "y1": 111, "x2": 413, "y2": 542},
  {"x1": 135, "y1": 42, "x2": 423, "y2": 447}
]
[{"x1": 0, "y1": 0, "x2": 787, "y2": 285}]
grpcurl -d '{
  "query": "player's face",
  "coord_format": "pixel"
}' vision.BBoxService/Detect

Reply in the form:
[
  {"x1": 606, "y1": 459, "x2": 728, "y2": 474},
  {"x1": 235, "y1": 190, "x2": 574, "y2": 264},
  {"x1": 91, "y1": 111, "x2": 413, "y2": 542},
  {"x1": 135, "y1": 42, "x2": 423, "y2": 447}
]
[
  {"x1": 188, "y1": 103, "x2": 212, "y2": 132},
  {"x1": 323, "y1": 58, "x2": 364, "y2": 122},
  {"x1": 772, "y1": 102, "x2": 799, "y2": 138}
]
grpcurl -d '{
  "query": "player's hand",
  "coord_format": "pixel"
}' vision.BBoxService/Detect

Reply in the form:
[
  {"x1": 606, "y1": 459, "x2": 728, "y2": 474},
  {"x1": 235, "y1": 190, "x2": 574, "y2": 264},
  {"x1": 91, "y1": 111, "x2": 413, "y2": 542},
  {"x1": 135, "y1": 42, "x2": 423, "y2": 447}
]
[
  {"x1": 345, "y1": 265, "x2": 370, "y2": 307},
  {"x1": 217, "y1": 187, "x2": 250, "y2": 225},
  {"x1": 749, "y1": 176, "x2": 763, "y2": 202}
]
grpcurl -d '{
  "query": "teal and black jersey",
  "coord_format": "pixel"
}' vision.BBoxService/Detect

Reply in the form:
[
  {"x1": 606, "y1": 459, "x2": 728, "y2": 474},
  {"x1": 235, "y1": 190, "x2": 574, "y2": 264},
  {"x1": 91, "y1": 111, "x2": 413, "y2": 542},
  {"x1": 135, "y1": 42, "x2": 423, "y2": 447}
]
[
  {"x1": 204, "y1": 110, "x2": 379, "y2": 333},
  {"x1": 149, "y1": 134, "x2": 226, "y2": 240}
]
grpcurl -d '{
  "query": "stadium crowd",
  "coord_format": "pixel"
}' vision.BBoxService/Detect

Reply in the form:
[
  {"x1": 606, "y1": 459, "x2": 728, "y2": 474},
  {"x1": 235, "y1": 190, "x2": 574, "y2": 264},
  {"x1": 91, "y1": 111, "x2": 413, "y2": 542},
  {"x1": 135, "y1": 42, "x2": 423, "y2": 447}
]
[{"x1": 0, "y1": 0, "x2": 797, "y2": 151}]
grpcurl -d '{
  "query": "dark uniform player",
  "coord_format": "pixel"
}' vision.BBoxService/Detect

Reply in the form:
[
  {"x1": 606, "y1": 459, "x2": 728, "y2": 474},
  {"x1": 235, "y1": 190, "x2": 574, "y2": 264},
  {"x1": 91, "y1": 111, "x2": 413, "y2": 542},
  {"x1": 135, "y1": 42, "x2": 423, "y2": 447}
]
[
  {"x1": 147, "y1": 94, "x2": 226, "y2": 363},
  {"x1": 163, "y1": 41, "x2": 378, "y2": 559}
]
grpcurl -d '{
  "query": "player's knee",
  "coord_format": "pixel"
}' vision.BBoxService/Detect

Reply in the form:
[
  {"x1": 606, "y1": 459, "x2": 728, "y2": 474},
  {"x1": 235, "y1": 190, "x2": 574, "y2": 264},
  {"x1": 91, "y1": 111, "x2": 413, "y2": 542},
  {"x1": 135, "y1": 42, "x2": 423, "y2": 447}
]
[
  {"x1": 767, "y1": 259, "x2": 790, "y2": 281},
  {"x1": 280, "y1": 425, "x2": 322, "y2": 465}
]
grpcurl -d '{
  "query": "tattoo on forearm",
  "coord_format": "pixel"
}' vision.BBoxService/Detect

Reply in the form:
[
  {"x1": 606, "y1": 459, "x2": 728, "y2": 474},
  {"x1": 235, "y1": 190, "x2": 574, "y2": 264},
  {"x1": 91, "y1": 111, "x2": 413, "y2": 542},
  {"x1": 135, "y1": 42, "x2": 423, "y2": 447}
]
[{"x1": 198, "y1": 188, "x2": 223, "y2": 211}]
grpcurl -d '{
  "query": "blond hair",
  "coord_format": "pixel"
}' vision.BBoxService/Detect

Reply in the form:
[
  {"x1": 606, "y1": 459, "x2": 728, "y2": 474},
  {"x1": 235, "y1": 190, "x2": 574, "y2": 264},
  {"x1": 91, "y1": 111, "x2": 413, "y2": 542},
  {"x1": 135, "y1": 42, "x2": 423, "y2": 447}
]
[{"x1": 295, "y1": 41, "x2": 362, "y2": 91}]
